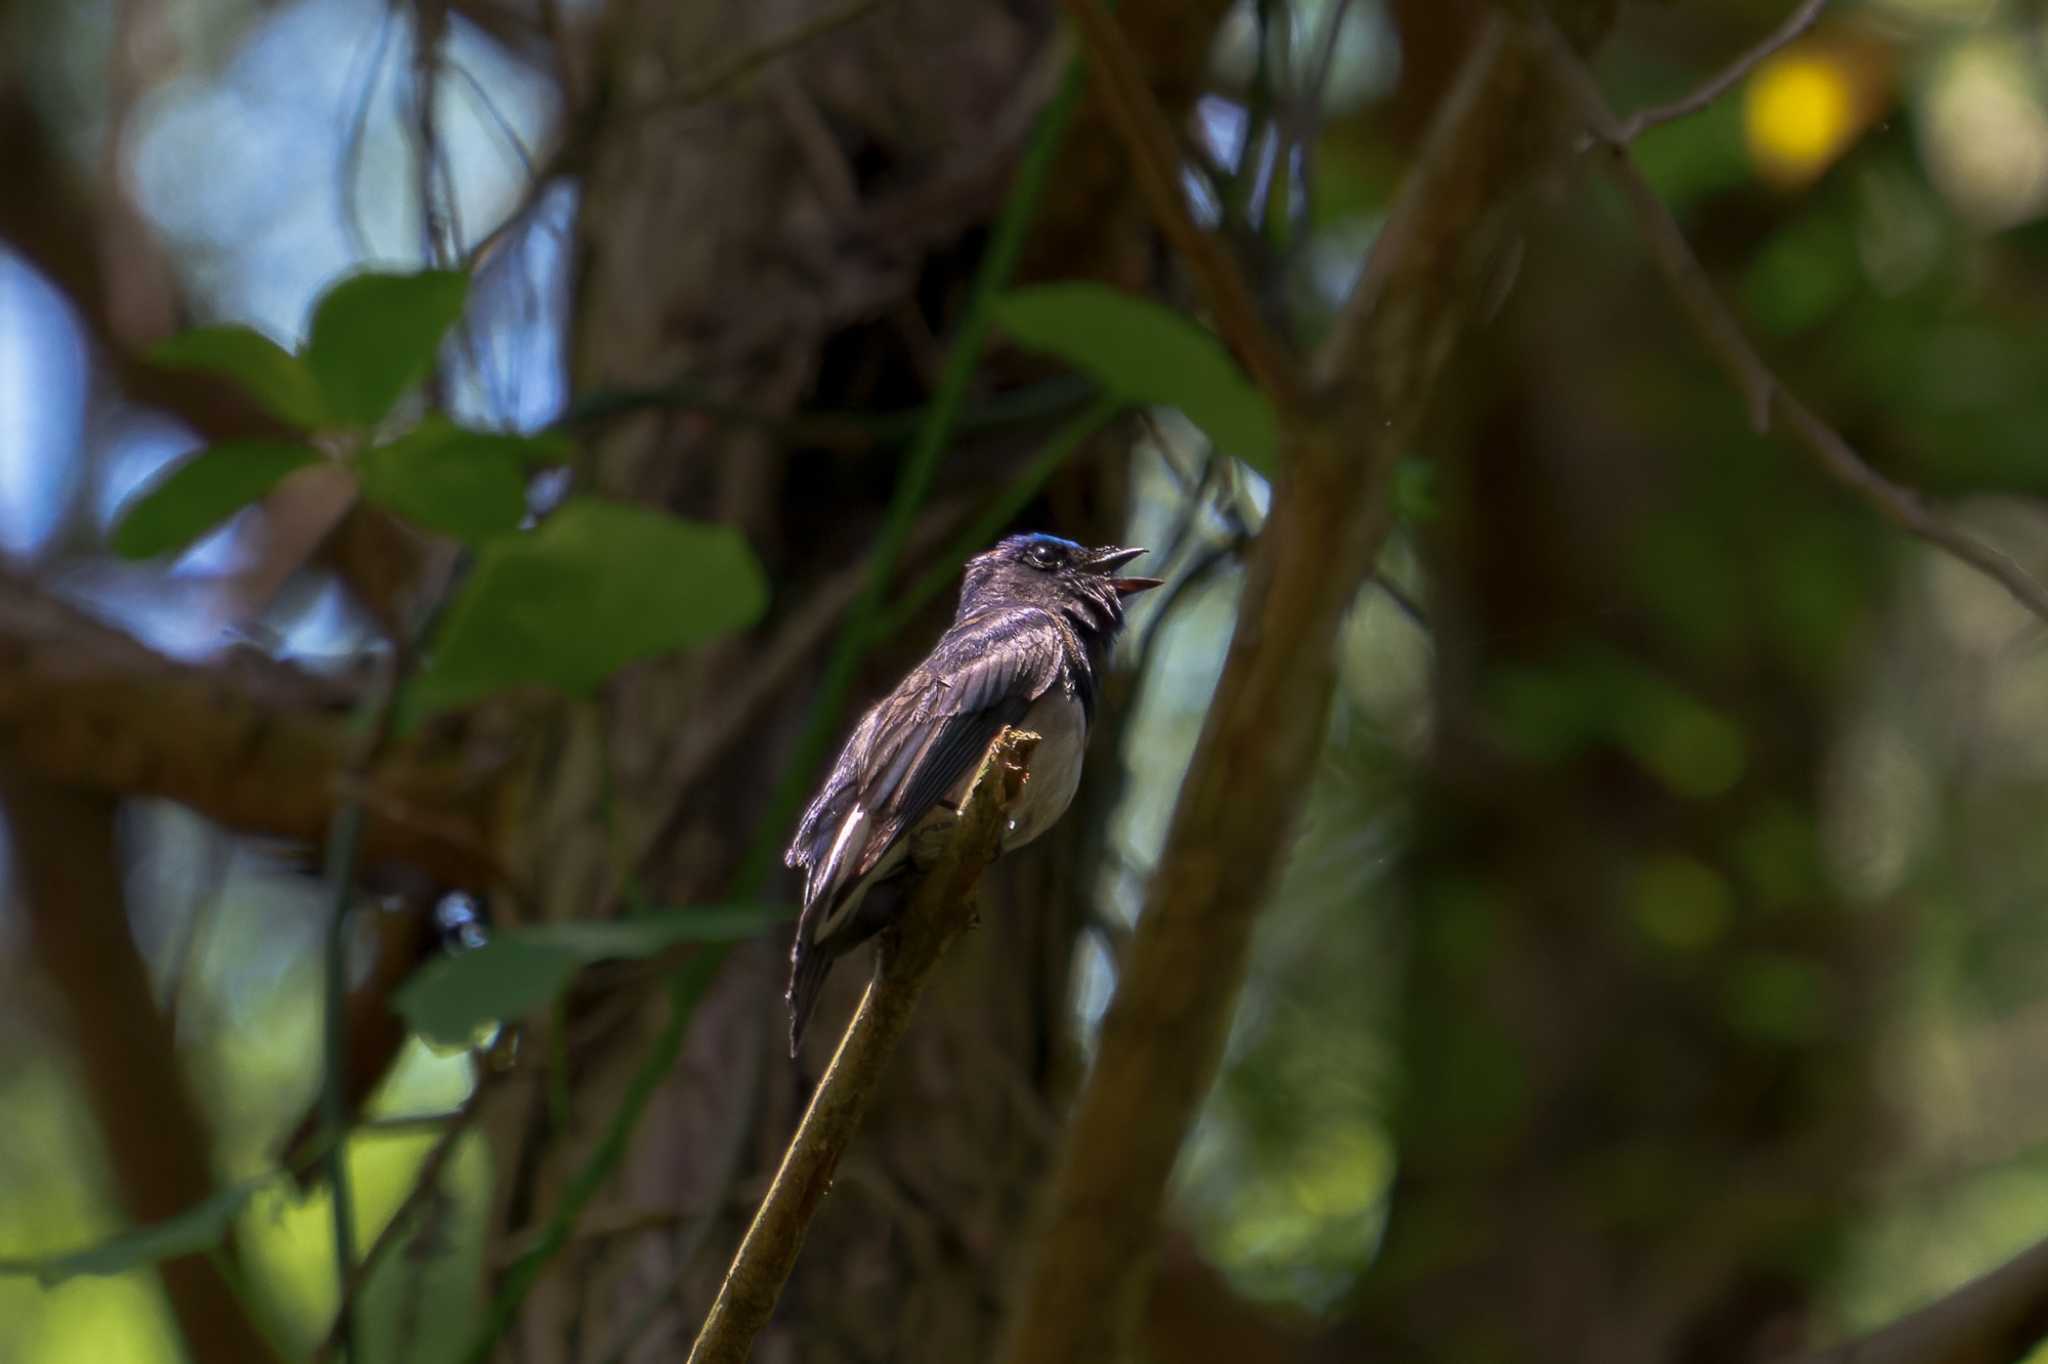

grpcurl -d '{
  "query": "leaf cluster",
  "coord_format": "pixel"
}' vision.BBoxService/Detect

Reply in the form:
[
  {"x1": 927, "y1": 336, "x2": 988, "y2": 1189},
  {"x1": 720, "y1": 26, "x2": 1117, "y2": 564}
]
[{"x1": 115, "y1": 269, "x2": 770, "y2": 726}]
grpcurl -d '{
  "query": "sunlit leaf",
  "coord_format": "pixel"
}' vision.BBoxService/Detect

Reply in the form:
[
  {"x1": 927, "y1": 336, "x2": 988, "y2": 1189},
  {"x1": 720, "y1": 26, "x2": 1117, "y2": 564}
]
[
  {"x1": 359, "y1": 419, "x2": 537, "y2": 543},
  {"x1": 149, "y1": 325, "x2": 327, "y2": 429},
  {"x1": 393, "y1": 905, "x2": 792, "y2": 1044},
  {"x1": 109, "y1": 440, "x2": 320, "y2": 559},
  {"x1": 992, "y1": 284, "x2": 1279, "y2": 473},
  {"x1": 0, "y1": 1182, "x2": 262, "y2": 1285},
  {"x1": 305, "y1": 268, "x2": 470, "y2": 427},
  {"x1": 404, "y1": 499, "x2": 769, "y2": 721}
]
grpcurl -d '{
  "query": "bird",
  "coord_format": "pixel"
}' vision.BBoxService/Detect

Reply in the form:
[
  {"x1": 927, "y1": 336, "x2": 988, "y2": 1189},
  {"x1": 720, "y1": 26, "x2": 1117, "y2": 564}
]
[{"x1": 783, "y1": 533, "x2": 1162, "y2": 1056}]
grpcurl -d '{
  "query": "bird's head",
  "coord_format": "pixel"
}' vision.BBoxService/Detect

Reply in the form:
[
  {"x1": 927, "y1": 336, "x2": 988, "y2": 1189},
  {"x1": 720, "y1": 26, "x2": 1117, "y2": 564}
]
[{"x1": 959, "y1": 533, "x2": 1162, "y2": 631}]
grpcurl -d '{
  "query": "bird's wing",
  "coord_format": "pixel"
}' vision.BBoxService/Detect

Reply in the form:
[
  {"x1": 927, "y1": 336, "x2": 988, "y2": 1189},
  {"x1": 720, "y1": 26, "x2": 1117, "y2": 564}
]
[{"x1": 786, "y1": 608, "x2": 1066, "y2": 925}]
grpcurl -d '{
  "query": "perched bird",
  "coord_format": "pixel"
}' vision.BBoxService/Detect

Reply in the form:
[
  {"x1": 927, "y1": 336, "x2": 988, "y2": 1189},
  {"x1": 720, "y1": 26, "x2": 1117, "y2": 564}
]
[{"x1": 784, "y1": 533, "x2": 1161, "y2": 1055}]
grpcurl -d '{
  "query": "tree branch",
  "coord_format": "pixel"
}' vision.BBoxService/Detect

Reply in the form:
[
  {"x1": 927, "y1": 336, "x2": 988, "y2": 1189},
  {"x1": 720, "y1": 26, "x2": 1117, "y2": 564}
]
[
  {"x1": 0, "y1": 769, "x2": 273, "y2": 1363},
  {"x1": 998, "y1": 14, "x2": 1611, "y2": 1363},
  {"x1": 1058, "y1": 0, "x2": 1303, "y2": 410},
  {"x1": 1608, "y1": 0, "x2": 1828, "y2": 145},
  {"x1": 1788, "y1": 1231, "x2": 2048, "y2": 1364},
  {"x1": 684, "y1": 729, "x2": 1039, "y2": 1364},
  {"x1": 1537, "y1": 25, "x2": 2048, "y2": 628},
  {"x1": 0, "y1": 571, "x2": 507, "y2": 884}
]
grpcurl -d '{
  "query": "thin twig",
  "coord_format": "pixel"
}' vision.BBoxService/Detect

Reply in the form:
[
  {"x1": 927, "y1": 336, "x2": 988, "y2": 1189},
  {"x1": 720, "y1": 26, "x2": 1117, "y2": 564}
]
[
  {"x1": 1608, "y1": 0, "x2": 1828, "y2": 144},
  {"x1": 456, "y1": 949, "x2": 727, "y2": 1364},
  {"x1": 1538, "y1": 24, "x2": 2048, "y2": 628},
  {"x1": 1306, "y1": 0, "x2": 1358, "y2": 112},
  {"x1": 684, "y1": 731, "x2": 1038, "y2": 1364},
  {"x1": 339, "y1": 6, "x2": 400, "y2": 260},
  {"x1": 412, "y1": 0, "x2": 456, "y2": 415},
  {"x1": 446, "y1": 60, "x2": 536, "y2": 180},
  {"x1": 1372, "y1": 570, "x2": 1429, "y2": 633},
  {"x1": 1058, "y1": 0, "x2": 1303, "y2": 411},
  {"x1": 162, "y1": 828, "x2": 235, "y2": 1032},
  {"x1": 316, "y1": 656, "x2": 400, "y2": 1362},
  {"x1": 1291, "y1": 0, "x2": 1359, "y2": 244},
  {"x1": 1311, "y1": 18, "x2": 1515, "y2": 397},
  {"x1": 309, "y1": 1075, "x2": 488, "y2": 1364}
]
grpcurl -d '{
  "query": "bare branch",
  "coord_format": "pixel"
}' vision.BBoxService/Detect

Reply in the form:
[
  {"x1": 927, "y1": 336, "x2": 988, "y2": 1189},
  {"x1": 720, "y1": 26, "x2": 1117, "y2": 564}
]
[
  {"x1": 998, "y1": 15, "x2": 1608, "y2": 1363},
  {"x1": 1538, "y1": 25, "x2": 2048, "y2": 628},
  {"x1": 0, "y1": 571, "x2": 508, "y2": 885},
  {"x1": 1609, "y1": 0, "x2": 1828, "y2": 144},
  {"x1": 684, "y1": 729, "x2": 1038, "y2": 1364},
  {"x1": 1058, "y1": 0, "x2": 1304, "y2": 410},
  {"x1": 1789, "y1": 1231, "x2": 2048, "y2": 1364}
]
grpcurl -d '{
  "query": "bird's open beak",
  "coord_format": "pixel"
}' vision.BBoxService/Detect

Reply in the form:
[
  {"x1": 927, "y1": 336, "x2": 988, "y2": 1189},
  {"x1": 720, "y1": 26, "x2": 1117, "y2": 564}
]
[{"x1": 1088, "y1": 545, "x2": 1163, "y2": 596}]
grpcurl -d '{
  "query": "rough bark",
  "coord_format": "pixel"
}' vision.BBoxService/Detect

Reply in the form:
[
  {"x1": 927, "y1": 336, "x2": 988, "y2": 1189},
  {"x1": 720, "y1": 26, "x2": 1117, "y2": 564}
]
[{"x1": 999, "y1": 8, "x2": 1619, "y2": 1360}]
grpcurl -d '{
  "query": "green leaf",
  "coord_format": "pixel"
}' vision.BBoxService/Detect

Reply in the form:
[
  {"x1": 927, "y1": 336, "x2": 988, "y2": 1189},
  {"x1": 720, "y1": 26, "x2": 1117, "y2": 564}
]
[
  {"x1": 992, "y1": 284, "x2": 1279, "y2": 473},
  {"x1": 150, "y1": 325, "x2": 327, "y2": 428},
  {"x1": 359, "y1": 419, "x2": 537, "y2": 543},
  {"x1": 0, "y1": 1182, "x2": 261, "y2": 1285},
  {"x1": 393, "y1": 905, "x2": 791, "y2": 1045},
  {"x1": 521, "y1": 904, "x2": 796, "y2": 957},
  {"x1": 304, "y1": 269, "x2": 470, "y2": 427},
  {"x1": 394, "y1": 939, "x2": 583, "y2": 1047},
  {"x1": 1393, "y1": 457, "x2": 1439, "y2": 524},
  {"x1": 110, "y1": 440, "x2": 320, "y2": 559},
  {"x1": 404, "y1": 499, "x2": 769, "y2": 721}
]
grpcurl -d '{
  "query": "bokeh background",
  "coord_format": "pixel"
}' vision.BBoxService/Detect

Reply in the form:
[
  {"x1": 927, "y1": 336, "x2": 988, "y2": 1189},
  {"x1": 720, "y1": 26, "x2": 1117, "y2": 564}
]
[{"x1": 7, "y1": 0, "x2": 2048, "y2": 1360}]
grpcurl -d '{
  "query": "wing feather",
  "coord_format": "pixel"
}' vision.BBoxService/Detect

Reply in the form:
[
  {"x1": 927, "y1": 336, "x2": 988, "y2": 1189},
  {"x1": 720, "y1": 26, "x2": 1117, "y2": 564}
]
[{"x1": 785, "y1": 607, "x2": 1066, "y2": 926}]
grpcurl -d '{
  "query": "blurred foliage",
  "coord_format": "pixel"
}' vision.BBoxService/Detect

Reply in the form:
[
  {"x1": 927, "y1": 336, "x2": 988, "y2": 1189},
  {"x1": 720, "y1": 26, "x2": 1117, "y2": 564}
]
[
  {"x1": 992, "y1": 283, "x2": 1281, "y2": 472},
  {"x1": 12, "y1": 0, "x2": 2048, "y2": 1359}
]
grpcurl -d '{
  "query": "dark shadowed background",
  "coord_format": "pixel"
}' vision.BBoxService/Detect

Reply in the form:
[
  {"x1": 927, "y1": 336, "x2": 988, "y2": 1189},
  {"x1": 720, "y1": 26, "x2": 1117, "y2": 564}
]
[{"x1": 5, "y1": 1, "x2": 2048, "y2": 1362}]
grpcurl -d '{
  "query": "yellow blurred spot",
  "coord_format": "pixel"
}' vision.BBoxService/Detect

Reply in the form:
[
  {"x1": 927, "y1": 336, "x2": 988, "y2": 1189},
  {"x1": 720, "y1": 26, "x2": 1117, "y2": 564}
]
[{"x1": 1746, "y1": 54, "x2": 1859, "y2": 187}]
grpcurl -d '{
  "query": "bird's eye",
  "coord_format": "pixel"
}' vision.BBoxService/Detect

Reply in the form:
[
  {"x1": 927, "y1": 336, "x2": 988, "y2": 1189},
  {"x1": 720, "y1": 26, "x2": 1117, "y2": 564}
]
[{"x1": 1027, "y1": 545, "x2": 1058, "y2": 569}]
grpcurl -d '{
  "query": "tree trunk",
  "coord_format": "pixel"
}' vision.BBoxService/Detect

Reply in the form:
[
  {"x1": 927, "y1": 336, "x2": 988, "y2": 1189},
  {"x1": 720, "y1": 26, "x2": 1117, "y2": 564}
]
[{"x1": 473, "y1": 3, "x2": 1224, "y2": 1358}]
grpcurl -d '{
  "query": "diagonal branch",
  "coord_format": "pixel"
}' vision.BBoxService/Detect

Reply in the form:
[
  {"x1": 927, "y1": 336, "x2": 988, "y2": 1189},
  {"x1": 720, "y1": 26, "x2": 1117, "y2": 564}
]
[
  {"x1": 1787, "y1": 1230, "x2": 2048, "y2": 1364},
  {"x1": 998, "y1": 13, "x2": 1615, "y2": 1364},
  {"x1": 1537, "y1": 25, "x2": 2048, "y2": 628},
  {"x1": 684, "y1": 729, "x2": 1039, "y2": 1364},
  {"x1": 1058, "y1": 0, "x2": 1303, "y2": 410},
  {"x1": 0, "y1": 572, "x2": 508, "y2": 884}
]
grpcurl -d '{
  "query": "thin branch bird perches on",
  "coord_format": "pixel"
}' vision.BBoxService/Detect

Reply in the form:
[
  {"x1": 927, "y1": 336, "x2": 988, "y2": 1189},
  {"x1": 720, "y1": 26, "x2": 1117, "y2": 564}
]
[{"x1": 685, "y1": 727, "x2": 1040, "y2": 1364}]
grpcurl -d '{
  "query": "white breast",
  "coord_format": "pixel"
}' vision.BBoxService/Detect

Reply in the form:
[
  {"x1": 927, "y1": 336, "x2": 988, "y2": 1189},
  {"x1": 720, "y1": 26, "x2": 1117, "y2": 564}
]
[
  {"x1": 1002, "y1": 691, "x2": 1088, "y2": 850},
  {"x1": 939, "y1": 692, "x2": 1090, "y2": 850}
]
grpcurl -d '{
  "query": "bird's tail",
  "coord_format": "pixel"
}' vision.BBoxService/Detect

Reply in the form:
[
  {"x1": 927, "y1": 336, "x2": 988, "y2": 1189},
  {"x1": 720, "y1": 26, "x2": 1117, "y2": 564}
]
[{"x1": 787, "y1": 938, "x2": 834, "y2": 1060}]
